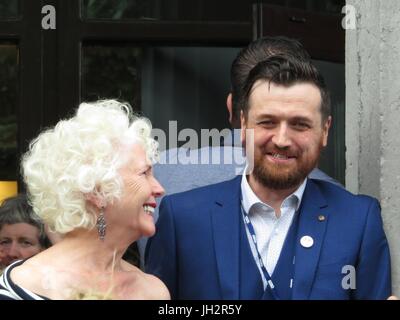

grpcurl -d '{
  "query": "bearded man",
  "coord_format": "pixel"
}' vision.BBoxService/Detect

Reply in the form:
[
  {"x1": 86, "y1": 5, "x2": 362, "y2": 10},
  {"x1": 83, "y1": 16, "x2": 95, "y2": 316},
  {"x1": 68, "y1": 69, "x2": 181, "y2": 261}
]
[{"x1": 145, "y1": 54, "x2": 391, "y2": 300}]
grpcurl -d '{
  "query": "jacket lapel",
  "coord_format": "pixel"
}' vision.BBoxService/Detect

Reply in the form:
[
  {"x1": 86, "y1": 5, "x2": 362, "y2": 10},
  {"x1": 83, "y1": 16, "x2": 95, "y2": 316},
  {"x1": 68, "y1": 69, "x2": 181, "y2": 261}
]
[
  {"x1": 211, "y1": 176, "x2": 242, "y2": 299},
  {"x1": 292, "y1": 179, "x2": 329, "y2": 299}
]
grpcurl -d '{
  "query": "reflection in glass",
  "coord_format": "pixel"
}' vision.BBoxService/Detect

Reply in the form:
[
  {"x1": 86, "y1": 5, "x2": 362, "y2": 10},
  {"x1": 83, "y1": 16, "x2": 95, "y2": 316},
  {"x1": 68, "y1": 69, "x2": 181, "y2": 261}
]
[
  {"x1": 82, "y1": 45, "x2": 142, "y2": 111},
  {"x1": 0, "y1": 44, "x2": 18, "y2": 180},
  {"x1": 81, "y1": 0, "x2": 344, "y2": 21},
  {"x1": 81, "y1": 0, "x2": 250, "y2": 21},
  {"x1": 0, "y1": 0, "x2": 18, "y2": 19},
  {"x1": 140, "y1": 46, "x2": 238, "y2": 148},
  {"x1": 260, "y1": 0, "x2": 345, "y2": 14},
  {"x1": 82, "y1": 44, "x2": 239, "y2": 149}
]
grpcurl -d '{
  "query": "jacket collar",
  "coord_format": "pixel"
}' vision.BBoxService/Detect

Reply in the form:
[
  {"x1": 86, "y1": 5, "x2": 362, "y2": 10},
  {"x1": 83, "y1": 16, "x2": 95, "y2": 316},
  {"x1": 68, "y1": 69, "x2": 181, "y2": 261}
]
[
  {"x1": 292, "y1": 179, "x2": 329, "y2": 299},
  {"x1": 211, "y1": 176, "x2": 242, "y2": 299}
]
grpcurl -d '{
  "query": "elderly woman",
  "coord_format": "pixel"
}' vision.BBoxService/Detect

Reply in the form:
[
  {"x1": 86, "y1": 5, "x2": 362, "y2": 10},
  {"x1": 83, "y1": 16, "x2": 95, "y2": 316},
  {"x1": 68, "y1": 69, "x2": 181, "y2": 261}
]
[
  {"x1": 0, "y1": 100, "x2": 168, "y2": 299},
  {"x1": 0, "y1": 194, "x2": 50, "y2": 269}
]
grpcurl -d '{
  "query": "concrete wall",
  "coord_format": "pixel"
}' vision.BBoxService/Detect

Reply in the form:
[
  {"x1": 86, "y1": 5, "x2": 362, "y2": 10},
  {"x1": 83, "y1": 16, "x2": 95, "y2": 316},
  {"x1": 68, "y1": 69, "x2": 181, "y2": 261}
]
[{"x1": 346, "y1": 0, "x2": 400, "y2": 296}]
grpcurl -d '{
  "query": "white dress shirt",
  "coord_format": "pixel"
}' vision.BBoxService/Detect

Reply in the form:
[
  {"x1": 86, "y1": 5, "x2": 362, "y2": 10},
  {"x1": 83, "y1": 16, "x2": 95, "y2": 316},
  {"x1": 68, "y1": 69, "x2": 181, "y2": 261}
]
[{"x1": 241, "y1": 172, "x2": 307, "y2": 289}]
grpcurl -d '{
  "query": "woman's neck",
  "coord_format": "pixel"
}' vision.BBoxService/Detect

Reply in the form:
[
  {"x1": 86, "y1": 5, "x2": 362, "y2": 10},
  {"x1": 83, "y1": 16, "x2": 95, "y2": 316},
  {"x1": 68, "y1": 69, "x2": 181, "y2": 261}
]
[{"x1": 50, "y1": 230, "x2": 132, "y2": 273}]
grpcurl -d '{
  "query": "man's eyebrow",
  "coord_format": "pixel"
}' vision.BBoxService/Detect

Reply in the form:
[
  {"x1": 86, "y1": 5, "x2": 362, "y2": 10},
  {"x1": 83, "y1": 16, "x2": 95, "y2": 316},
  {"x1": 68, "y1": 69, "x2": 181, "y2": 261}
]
[
  {"x1": 256, "y1": 114, "x2": 313, "y2": 122},
  {"x1": 256, "y1": 113, "x2": 276, "y2": 118},
  {"x1": 290, "y1": 116, "x2": 313, "y2": 123}
]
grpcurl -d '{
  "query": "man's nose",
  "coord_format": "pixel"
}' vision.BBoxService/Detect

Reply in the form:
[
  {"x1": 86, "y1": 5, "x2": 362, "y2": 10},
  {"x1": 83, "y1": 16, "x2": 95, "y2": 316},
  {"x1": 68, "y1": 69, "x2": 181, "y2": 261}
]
[{"x1": 271, "y1": 124, "x2": 291, "y2": 149}]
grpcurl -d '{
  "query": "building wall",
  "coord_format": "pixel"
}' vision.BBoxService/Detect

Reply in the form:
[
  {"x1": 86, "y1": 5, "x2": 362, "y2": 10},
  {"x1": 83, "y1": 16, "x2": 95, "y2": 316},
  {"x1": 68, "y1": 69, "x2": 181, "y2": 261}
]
[{"x1": 346, "y1": 0, "x2": 400, "y2": 296}]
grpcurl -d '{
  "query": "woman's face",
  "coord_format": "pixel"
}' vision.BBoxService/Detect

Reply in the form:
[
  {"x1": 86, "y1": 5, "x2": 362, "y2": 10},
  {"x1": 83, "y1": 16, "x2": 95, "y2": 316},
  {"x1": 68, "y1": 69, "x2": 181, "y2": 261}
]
[
  {"x1": 109, "y1": 143, "x2": 164, "y2": 239},
  {"x1": 0, "y1": 223, "x2": 43, "y2": 268}
]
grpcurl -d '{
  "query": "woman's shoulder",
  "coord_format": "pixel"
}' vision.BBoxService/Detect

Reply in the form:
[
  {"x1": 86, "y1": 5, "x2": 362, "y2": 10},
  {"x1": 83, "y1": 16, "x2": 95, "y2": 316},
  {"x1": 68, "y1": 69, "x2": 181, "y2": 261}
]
[
  {"x1": 119, "y1": 262, "x2": 170, "y2": 300},
  {"x1": 9, "y1": 254, "x2": 74, "y2": 299},
  {"x1": 11, "y1": 257, "x2": 46, "y2": 287},
  {"x1": 0, "y1": 260, "x2": 48, "y2": 300},
  {"x1": 140, "y1": 272, "x2": 170, "y2": 300}
]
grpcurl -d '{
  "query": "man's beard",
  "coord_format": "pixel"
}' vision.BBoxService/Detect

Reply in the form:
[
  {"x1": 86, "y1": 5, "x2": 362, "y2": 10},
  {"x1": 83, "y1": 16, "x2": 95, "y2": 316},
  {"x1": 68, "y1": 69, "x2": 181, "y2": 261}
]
[{"x1": 252, "y1": 147, "x2": 321, "y2": 190}]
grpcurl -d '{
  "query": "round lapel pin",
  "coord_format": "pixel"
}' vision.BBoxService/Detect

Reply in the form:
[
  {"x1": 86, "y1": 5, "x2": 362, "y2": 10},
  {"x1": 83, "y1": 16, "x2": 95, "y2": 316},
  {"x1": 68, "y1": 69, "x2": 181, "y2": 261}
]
[{"x1": 300, "y1": 235, "x2": 314, "y2": 248}]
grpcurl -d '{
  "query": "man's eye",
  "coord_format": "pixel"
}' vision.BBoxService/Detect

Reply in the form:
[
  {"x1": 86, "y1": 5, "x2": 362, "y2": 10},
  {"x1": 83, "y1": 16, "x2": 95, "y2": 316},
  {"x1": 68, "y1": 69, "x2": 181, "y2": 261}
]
[
  {"x1": 258, "y1": 120, "x2": 275, "y2": 127},
  {"x1": 292, "y1": 122, "x2": 310, "y2": 129}
]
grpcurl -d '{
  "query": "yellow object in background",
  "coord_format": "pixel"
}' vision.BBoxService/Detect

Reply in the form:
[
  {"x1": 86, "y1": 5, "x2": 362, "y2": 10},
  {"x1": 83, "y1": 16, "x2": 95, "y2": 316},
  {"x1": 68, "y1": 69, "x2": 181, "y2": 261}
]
[{"x1": 0, "y1": 181, "x2": 18, "y2": 205}]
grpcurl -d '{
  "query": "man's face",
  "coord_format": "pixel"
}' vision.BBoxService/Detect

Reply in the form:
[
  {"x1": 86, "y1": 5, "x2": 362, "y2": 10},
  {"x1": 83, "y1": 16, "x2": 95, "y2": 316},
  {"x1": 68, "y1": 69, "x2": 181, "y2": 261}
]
[{"x1": 241, "y1": 81, "x2": 331, "y2": 190}]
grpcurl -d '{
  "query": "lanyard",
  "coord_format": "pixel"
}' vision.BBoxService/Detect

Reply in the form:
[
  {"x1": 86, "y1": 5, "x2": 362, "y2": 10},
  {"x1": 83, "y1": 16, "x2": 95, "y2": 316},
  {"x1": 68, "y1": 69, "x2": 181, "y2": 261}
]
[{"x1": 241, "y1": 203, "x2": 299, "y2": 300}]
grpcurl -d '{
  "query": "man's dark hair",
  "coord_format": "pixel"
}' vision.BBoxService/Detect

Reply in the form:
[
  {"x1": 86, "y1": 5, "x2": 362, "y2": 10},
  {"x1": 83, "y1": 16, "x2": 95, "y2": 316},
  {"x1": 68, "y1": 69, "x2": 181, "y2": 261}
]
[
  {"x1": 241, "y1": 54, "x2": 331, "y2": 122},
  {"x1": 0, "y1": 194, "x2": 51, "y2": 248},
  {"x1": 230, "y1": 36, "x2": 311, "y2": 119}
]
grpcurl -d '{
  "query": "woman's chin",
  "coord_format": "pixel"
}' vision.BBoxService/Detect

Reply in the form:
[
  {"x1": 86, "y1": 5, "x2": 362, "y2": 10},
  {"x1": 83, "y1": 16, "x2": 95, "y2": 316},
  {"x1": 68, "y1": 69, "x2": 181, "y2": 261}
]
[{"x1": 140, "y1": 223, "x2": 156, "y2": 238}]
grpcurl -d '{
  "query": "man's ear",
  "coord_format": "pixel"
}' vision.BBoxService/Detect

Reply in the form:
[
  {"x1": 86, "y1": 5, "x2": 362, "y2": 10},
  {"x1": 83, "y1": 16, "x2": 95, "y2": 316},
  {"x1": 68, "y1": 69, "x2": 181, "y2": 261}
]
[
  {"x1": 240, "y1": 110, "x2": 246, "y2": 145},
  {"x1": 85, "y1": 193, "x2": 106, "y2": 210},
  {"x1": 226, "y1": 93, "x2": 233, "y2": 125}
]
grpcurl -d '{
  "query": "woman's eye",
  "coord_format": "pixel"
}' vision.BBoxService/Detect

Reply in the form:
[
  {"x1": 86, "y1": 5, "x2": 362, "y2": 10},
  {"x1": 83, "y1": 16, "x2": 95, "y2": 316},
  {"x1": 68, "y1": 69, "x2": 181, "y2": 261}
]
[
  {"x1": 141, "y1": 170, "x2": 151, "y2": 176},
  {"x1": 20, "y1": 240, "x2": 34, "y2": 247}
]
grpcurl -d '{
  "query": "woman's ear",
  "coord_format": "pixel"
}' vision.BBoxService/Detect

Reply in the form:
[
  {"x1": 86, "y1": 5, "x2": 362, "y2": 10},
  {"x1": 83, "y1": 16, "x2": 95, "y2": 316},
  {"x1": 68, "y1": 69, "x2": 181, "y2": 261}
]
[{"x1": 85, "y1": 193, "x2": 106, "y2": 210}]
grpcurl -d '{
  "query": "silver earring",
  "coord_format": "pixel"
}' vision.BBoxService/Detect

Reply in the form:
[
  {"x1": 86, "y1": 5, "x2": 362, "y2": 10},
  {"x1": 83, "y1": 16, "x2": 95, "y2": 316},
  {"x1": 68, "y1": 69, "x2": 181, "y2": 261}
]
[{"x1": 96, "y1": 208, "x2": 106, "y2": 241}]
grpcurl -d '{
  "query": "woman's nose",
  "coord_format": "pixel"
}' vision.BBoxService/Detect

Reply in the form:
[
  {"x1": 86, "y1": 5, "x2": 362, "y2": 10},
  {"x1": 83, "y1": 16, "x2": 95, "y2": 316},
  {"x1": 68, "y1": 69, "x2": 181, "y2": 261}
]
[{"x1": 152, "y1": 177, "x2": 165, "y2": 197}]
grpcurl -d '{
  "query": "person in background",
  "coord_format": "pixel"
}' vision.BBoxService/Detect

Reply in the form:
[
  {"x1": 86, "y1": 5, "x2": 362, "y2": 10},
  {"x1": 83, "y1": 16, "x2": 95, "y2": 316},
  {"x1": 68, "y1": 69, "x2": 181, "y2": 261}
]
[
  {"x1": 0, "y1": 194, "x2": 50, "y2": 270},
  {"x1": 0, "y1": 100, "x2": 169, "y2": 300}
]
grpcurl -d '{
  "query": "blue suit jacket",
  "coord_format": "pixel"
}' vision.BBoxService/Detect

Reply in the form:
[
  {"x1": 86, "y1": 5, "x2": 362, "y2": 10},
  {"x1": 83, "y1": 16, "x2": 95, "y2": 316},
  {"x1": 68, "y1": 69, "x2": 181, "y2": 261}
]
[{"x1": 145, "y1": 176, "x2": 391, "y2": 300}]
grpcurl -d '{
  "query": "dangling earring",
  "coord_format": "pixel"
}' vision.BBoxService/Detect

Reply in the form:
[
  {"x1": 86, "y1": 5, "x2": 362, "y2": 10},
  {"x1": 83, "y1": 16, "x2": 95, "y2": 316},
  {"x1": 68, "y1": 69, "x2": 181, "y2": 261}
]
[{"x1": 96, "y1": 208, "x2": 106, "y2": 241}]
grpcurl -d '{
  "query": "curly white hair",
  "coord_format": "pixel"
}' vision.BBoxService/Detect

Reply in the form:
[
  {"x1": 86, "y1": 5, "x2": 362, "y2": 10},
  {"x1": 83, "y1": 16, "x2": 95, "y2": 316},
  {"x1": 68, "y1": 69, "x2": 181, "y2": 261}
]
[{"x1": 21, "y1": 100, "x2": 158, "y2": 234}]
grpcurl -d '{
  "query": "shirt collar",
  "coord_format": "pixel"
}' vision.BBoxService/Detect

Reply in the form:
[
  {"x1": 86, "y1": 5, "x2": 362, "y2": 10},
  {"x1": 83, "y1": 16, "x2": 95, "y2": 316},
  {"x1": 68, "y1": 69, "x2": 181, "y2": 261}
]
[{"x1": 241, "y1": 169, "x2": 307, "y2": 214}]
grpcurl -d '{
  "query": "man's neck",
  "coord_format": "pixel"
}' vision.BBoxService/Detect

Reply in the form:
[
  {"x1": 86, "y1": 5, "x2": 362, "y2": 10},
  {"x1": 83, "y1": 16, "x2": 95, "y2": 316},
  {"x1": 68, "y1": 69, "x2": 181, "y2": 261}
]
[{"x1": 247, "y1": 174, "x2": 301, "y2": 217}]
